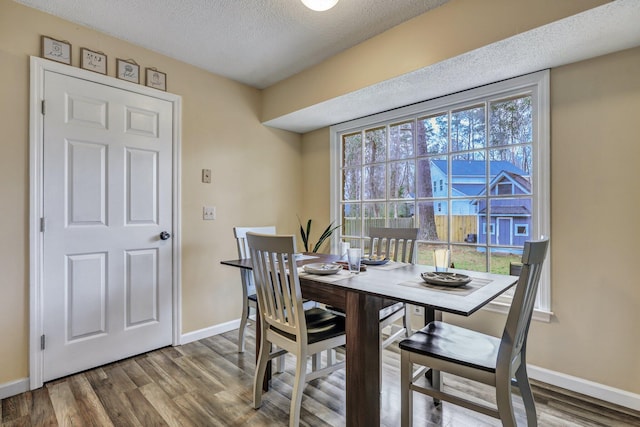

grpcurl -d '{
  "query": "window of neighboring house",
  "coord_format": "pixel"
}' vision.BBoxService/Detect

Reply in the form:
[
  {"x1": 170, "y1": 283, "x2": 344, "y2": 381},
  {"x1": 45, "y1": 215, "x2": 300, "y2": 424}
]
[
  {"x1": 497, "y1": 182, "x2": 513, "y2": 195},
  {"x1": 483, "y1": 223, "x2": 495, "y2": 235},
  {"x1": 515, "y1": 224, "x2": 529, "y2": 236},
  {"x1": 331, "y1": 71, "x2": 551, "y2": 316}
]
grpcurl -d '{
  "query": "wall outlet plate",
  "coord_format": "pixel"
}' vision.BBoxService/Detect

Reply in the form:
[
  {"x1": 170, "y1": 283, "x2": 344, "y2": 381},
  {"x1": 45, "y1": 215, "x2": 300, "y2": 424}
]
[
  {"x1": 202, "y1": 169, "x2": 211, "y2": 183},
  {"x1": 203, "y1": 206, "x2": 216, "y2": 220}
]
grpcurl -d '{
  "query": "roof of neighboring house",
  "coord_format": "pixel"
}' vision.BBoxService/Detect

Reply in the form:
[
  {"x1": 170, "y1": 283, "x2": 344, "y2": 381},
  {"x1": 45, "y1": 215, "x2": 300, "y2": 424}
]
[
  {"x1": 504, "y1": 171, "x2": 532, "y2": 190},
  {"x1": 452, "y1": 183, "x2": 485, "y2": 196},
  {"x1": 476, "y1": 170, "x2": 532, "y2": 197},
  {"x1": 431, "y1": 160, "x2": 527, "y2": 177},
  {"x1": 478, "y1": 205, "x2": 531, "y2": 215}
]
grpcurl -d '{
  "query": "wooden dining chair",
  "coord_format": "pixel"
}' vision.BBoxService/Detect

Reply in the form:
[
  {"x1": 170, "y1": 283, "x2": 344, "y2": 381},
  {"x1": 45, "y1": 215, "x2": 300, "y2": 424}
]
[
  {"x1": 399, "y1": 238, "x2": 549, "y2": 427},
  {"x1": 233, "y1": 225, "x2": 276, "y2": 353},
  {"x1": 368, "y1": 227, "x2": 419, "y2": 349},
  {"x1": 247, "y1": 232, "x2": 346, "y2": 427}
]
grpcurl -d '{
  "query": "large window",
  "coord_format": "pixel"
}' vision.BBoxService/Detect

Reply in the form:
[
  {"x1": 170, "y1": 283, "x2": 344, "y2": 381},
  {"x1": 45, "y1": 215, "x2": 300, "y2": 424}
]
[{"x1": 331, "y1": 71, "x2": 550, "y2": 316}]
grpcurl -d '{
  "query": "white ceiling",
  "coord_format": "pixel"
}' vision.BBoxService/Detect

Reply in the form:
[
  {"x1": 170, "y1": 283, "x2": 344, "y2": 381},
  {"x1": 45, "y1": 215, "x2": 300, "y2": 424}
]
[{"x1": 14, "y1": 0, "x2": 640, "y2": 133}]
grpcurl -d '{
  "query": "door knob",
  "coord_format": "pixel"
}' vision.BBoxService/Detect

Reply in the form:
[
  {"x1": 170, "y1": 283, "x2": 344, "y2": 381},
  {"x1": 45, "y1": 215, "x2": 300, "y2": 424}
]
[{"x1": 160, "y1": 231, "x2": 171, "y2": 240}]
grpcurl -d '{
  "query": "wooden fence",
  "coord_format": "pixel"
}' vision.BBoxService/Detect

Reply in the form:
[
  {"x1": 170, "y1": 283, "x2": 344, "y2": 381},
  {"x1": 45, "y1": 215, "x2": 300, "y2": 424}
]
[{"x1": 342, "y1": 215, "x2": 478, "y2": 242}]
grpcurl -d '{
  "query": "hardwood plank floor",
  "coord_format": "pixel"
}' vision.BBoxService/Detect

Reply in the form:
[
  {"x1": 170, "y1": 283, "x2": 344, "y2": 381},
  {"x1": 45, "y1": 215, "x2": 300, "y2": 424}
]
[{"x1": 3, "y1": 328, "x2": 640, "y2": 426}]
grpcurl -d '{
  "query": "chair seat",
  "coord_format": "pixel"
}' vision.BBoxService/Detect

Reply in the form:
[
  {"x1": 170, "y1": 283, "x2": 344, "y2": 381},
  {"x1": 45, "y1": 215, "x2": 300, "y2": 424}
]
[
  {"x1": 399, "y1": 321, "x2": 499, "y2": 373},
  {"x1": 271, "y1": 308, "x2": 345, "y2": 345}
]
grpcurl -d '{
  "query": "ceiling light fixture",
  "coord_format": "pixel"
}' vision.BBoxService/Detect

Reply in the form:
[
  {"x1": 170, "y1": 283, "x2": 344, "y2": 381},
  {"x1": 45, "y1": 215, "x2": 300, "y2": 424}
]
[{"x1": 301, "y1": 0, "x2": 339, "y2": 12}]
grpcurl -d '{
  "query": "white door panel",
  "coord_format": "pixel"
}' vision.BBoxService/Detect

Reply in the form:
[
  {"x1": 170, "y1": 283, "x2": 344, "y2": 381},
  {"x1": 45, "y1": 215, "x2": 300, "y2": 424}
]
[{"x1": 42, "y1": 71, "x2": 173, "y2": 381}]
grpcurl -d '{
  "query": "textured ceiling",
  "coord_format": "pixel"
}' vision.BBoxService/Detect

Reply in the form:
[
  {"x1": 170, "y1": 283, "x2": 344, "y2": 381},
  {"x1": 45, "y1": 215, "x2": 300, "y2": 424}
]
[{"x1": 14, "y1": 0, "x2": 448, "y2": 88}]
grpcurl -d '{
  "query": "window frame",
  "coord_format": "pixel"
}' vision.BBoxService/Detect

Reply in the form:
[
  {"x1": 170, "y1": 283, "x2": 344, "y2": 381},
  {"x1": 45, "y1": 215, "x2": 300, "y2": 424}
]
[{"x1": 330, "y1": 71, "x2": 551, "y2": 320}]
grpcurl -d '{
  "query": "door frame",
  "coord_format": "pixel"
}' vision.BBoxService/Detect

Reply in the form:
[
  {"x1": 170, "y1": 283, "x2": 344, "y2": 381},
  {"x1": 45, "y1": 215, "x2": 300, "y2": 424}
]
[
  {"x1": 28, "y1": 56, "x2": 183, "y2": 389},
  {"x1": 496, "y1": 216, "x2": 513, "y2": 246}
]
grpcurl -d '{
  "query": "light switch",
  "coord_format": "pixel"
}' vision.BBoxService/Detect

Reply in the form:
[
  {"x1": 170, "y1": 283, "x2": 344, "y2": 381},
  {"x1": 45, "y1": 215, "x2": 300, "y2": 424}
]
[
  {"x1": 203, "y1": 206, "x2": 216, "y2": 220},
  {"x1": 202, "y1": 169, "x2": 211, "y2": 183}
]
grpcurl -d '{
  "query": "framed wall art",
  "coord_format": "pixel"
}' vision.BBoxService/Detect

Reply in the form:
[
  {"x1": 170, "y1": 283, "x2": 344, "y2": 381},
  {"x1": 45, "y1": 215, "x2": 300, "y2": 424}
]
[
  {"x1": 41, "y1": 36, "x2": 71, "y2": 65},
  {"x1": 116, "y1": 59, "x2": 140, "y2": 84},
  {"x1": 145, "y1": 68, "x2": 167, "y2": 91},
  {"x1": 80, "y1": 48, "x2": 107, "y2": 74}
]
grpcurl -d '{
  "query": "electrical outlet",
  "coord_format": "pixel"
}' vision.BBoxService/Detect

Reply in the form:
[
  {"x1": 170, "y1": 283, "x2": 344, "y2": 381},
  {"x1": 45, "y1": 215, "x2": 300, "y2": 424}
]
[
  {"x1": 203, "y1": 206, "x2": 216, "y2": 220},
  {"x1": 202, "y1": 169, "x2": 211, "y2": 184},
  {"x1": 413, "y1": 306, "x2": 424, "y2": 316}
]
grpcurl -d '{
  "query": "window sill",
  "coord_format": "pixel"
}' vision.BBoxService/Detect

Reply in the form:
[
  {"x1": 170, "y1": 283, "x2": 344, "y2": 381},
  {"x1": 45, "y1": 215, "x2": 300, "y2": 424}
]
[{"x1": 483, "y1": 300, "x2": 553, "y2": 322}]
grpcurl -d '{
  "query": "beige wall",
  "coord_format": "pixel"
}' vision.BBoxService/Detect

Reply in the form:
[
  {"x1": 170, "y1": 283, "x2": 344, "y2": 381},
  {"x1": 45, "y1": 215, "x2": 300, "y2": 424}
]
[
  {"x1": 0, "y1": 1, "x2": 303, "y2": 384},
  {"x1": 299, "y1": 128, "x2": 333, "y2": 252},
  {"x1": 297, "y1": 48, "x2": 640, "y2": 395}
]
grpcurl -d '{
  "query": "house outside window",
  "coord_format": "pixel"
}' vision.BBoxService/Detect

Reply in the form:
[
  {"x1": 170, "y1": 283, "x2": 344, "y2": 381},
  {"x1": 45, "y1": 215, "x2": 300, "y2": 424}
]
[{"x1": 331, "y1": 71, "x2": 550, "y2": 315}]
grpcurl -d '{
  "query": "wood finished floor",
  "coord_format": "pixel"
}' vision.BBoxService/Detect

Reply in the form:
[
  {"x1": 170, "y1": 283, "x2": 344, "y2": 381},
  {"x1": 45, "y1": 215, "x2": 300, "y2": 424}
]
[{"x1": 2, "y1": 328, "x2": 640, "y2": 426}]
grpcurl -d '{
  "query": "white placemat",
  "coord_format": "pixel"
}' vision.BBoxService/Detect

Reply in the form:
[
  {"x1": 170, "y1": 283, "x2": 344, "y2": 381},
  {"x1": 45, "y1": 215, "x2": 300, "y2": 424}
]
[
  {"x1": 298, "y1": 268, "x2": 353, "y2": 283},
  {"x1": 397, "y1": 276, "x2": 491, "y2": 296},
  {"x1": 366, "y1": 261, "x2": 409, "y2": 271}
]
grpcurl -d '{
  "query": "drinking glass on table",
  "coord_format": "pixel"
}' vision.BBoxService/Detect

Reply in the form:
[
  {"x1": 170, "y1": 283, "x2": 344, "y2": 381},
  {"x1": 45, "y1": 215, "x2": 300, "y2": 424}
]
[
  {"x1": 347, "y1": 248, "x2": 361, "y2": 273},
  {"x1": 434, "y1": 248, "x2": 450, "y2": 272},
  {"x1": 340, "y1": 241, "x2": 351, "y2": 261}
]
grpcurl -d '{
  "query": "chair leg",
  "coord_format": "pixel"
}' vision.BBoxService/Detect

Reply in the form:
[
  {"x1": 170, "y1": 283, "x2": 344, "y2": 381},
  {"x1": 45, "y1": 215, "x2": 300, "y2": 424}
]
[
  {"x1": 312, "y1": 353, "x2": 321, "y2": 371},
  {"x1": 403, "y1": 306, "x2": 412, "y2": 337},
  {"x1": 327, "y1": 349, "x2": 335, "y2": 367},
  {"x1": 238, "y1": 300, "x2": 249, "y2": 353},
  {"x1": 253, "y1": 331, "x2": 270, "y2": 409},
  {"x1": 515, "y1": 363, "x2": 537, "y2": 426},
  {"x1": 276, "y1": 352, "x2": 285, "y2": 373},
  {"x1": 495, "y1": 371, "x2": 517, "y2": 427},
  {"x1": 400, "y1": 351, "x2": 413, "y2": 427},
  {"x1": 289, "y1": 349, "x2": 308, "y2": 427}
]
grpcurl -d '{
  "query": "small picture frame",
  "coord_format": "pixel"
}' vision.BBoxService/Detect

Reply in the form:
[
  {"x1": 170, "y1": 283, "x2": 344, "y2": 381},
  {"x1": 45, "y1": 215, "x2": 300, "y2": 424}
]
[
  {"x1": 41, "y1": 36, "x2": 71, "y2": 65},
  {"x1": 116, "y1": 59, "x2": 140, "y2": 84},
  {"x1": 145, "y1": 68, "x2": 167, "y2": 91},
  {"x1": 80, "y1": 48, "x2": 107, "y2": 74}
]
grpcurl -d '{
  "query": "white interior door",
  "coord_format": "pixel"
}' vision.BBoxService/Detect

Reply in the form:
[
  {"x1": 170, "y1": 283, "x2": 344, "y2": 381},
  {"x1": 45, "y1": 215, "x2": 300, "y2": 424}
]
[{"x1": 41, "y1": 70, "x2": 174, "y2": 381}]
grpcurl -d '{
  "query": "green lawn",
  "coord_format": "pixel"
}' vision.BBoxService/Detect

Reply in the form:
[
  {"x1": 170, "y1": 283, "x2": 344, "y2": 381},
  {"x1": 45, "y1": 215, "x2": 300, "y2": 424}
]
[{"x1": 416, "y1": 244, "x2": 521, "y2": 275}]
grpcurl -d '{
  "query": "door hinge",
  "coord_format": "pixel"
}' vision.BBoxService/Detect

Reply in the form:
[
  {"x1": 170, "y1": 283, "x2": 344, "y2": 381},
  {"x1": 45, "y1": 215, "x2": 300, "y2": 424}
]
[
  {"x1": 41, "y1": 334, "x2": 45, "y2": 350},
  {"x1": 40, "y1": 217, "x2": 46, "y2": 232},
  {"x1": 41, "y1": 100, "x2": 46, "y2": 115}
]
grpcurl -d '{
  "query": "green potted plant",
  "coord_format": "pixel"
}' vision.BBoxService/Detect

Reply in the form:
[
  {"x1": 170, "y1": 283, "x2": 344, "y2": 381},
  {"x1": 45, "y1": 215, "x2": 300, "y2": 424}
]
[{"x1": 298, "y1": 217, "x2": 341, "y2": 253}]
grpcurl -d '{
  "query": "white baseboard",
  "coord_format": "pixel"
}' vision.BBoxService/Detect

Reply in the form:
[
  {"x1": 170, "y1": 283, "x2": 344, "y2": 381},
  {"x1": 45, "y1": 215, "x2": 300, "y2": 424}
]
[
  {"x1": 528, "y1": 364, "x2": 640, "y2": 412},
  {"x1": 180, "y1": 318, "x2": 241, "y2": 345},
  {"x1": 0, "y1": 378, "x2": 29, "y2": 400}
]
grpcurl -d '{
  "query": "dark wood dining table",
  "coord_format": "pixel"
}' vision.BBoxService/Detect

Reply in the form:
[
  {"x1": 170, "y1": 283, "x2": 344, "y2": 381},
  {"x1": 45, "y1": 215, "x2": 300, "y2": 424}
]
[{"x1": 221, "y1": 253, "x2": 517, "y2": 426}]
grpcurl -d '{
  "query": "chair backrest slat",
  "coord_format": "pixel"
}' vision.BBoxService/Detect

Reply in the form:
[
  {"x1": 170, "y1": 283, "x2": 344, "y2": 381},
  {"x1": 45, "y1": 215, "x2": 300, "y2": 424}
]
[
  {"x1": 247, "y1": 233, "x2": 305, "y2": 338},
  {"x1": 368, "y1": 227, "x2": 419, "y2": 263},
  {"x1": 234, "y1": 226, "x2": 276, "y2": 297},
  {"x1": 234, "y1": 226, "x2": 277, "y2": 259},
  {"x1": 499, "y1": 238, "x2": 549, "y2": 368}
]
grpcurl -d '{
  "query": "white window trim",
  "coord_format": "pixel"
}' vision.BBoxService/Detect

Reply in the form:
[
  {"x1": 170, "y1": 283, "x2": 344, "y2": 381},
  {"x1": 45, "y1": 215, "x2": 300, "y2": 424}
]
[
  {"x1": 330, "y1": 70, "x2": 551, "y2": 319},
  {"x1": 515, "y1": 223, "x2": 530, "y2": 236}
]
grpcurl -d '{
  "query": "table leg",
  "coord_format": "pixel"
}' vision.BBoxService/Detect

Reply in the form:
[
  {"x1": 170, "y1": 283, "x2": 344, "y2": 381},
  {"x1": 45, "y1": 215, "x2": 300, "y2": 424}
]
[{"x1": 345, "y1": 291, "x2": 384, "y2": 426}]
